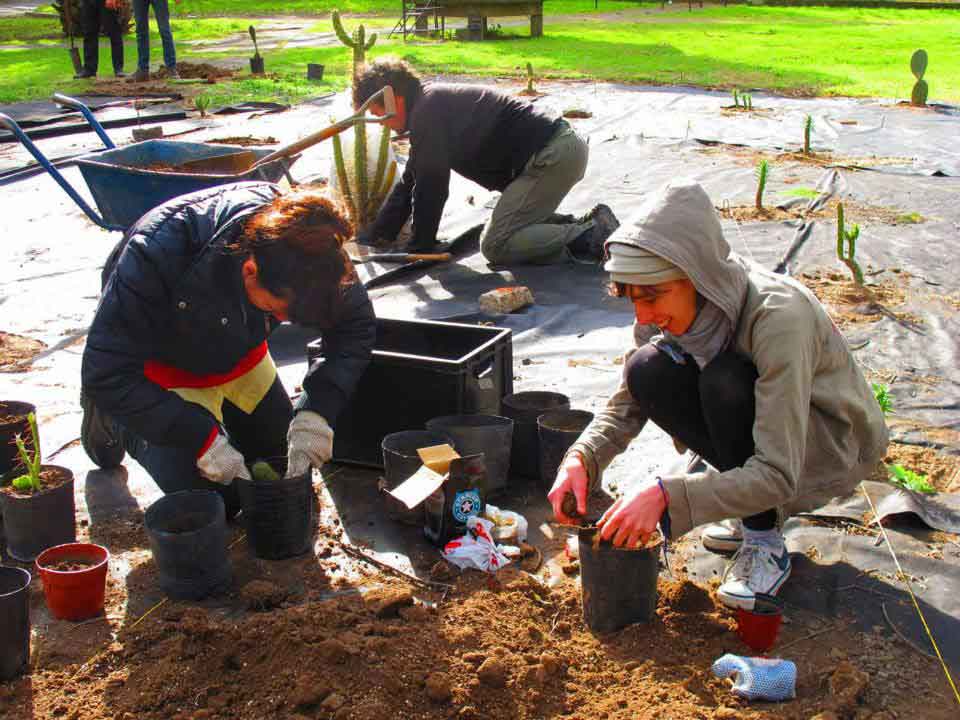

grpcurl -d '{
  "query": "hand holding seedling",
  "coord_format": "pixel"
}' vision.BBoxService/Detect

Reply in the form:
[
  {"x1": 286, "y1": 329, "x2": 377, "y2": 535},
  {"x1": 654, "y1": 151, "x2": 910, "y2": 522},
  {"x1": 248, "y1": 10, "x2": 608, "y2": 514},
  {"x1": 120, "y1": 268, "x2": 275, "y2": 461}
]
[
  {"x1": 548, "y1": 452, "x2": 589, "y2": 524},
  {"x1": 597, "y1": 477, "x2": 668, "y2": 548}
]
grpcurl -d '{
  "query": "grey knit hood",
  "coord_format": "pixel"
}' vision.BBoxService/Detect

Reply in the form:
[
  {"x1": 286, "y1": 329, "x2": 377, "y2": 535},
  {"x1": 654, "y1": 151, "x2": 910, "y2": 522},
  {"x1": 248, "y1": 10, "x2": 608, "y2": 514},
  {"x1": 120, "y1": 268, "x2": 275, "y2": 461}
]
[{"x1": 604, "y1": 179, "x2": 750, "y2": 354}]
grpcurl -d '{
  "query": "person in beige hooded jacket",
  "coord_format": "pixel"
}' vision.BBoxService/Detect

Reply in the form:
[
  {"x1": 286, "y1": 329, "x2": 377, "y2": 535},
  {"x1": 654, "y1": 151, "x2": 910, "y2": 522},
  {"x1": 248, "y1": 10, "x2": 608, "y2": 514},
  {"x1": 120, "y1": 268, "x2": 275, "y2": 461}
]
[{"x1": 547, "y1": 179, "x2": 888, "y2": 610}]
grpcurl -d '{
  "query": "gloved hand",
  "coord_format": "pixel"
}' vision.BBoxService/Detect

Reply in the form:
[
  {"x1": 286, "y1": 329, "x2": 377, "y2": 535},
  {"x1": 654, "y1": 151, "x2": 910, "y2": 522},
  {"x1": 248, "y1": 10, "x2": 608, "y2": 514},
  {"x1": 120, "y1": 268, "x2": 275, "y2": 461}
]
[
  {"x1": 712, "y1": 654, "x2": 796, "y2": 702},
  {"x1": 286, "y1": 411, "x2": 333, "y2": 477},
  {"x1": 196, "y1": 433, "x2": 250, "y2": 485}
]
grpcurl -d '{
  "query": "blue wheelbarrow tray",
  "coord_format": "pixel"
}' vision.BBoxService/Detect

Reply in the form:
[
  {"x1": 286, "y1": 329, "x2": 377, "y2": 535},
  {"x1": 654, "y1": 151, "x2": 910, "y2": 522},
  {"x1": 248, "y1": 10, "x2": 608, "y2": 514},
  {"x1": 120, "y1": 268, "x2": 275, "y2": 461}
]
[{"x1": 75, "y1": 140, "x2": 296, "y2": 230}]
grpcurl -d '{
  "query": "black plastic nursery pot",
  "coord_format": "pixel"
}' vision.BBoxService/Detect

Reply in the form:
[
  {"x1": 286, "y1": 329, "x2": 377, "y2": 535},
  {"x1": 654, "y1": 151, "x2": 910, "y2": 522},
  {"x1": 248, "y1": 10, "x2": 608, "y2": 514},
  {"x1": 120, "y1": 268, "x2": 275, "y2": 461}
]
[
  {"x1": 0, "y1": 566, "x2": 31, "y2": 681},
  {"x1": 537, "y1": 409, "x2": 595, "y2": 490},
  {"x1": 144, "y1": 490, "x2": 230, "y2": 599},
  {"x1": 306, "y1": 63, "x2": 324, "y2": 81},
  {"x1": 502, "y1": 391, "x2": 570, "y2": 479},
  {"x1": 381, "y1": 430, "x2": 451, "y2": 525},
  {"x1": 0, "y1": 400, "x2": 37, "y2": 477},
  {"x1": 578, "y1": 526, "x2": 659, "y2": 634},
  {"x1": 1, "y1": 465, "x2": 76, "y2": 562},
  {"x1": 237, "y1": 467, "x2": 314, "y2": 560},
  {"x1": 425, "y1": 415, "x2": 513, "y2": 497}
]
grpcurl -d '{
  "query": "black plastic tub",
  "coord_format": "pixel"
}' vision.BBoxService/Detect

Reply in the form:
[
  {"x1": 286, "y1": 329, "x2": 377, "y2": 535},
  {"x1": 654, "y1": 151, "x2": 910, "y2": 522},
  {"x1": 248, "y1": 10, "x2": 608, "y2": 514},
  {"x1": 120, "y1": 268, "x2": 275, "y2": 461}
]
[
  {"x1": 578, "y1": 527, "x2": 659, "y2": 633},
  {"x1": 537, "y1": 409, "x2": 595, "y2": 490},
  {"x1": 312, "y1": 318, "x2": 513, "y2": 467},
  {"x1": 237, "y1": 469, "x2": 314, "y2": 560},
  {"x1": 425, "y1": 415, "x2": 513, "y2": 497},
  {"x1": 502, "y1": 391, "x2": 570, "y2": 479},
  {"x1": 0, "y1": 566, "x2": 31, "y2": 681},
  {"x1": 381, "y1": 430, "x2": 451, "y2": 524},
  {"x1": 144, "y1": 490, "x2": 230, "y2": 599},
  {"x1": 1, "y1": 465, "x2": 76, "y2": 562}
]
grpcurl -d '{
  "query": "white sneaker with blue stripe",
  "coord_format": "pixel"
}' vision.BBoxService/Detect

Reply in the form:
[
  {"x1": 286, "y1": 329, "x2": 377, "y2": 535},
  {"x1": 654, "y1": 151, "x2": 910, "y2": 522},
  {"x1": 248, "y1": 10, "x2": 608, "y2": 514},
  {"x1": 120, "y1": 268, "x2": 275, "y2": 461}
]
[{"x1": 717, "y1": 534, "x2": 792, "y2": 611}]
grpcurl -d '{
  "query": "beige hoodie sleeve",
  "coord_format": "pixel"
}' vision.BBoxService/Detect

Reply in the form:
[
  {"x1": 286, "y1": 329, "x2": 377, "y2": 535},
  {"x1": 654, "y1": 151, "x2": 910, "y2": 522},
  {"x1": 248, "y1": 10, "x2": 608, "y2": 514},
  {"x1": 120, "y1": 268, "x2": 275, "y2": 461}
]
[
  {"x1": 660, "y1": 301, "x2": 818, "y2": 537},
  {"x1": 566, "y1": 344, "x2": 649, "y2": 490}
]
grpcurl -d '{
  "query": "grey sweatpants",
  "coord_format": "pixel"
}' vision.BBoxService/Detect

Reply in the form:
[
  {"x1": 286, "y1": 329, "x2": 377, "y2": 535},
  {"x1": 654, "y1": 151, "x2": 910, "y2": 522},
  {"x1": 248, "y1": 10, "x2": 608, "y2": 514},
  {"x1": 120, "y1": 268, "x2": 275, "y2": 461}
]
[{"x1": 479, "y1": 121, "x2": 592, "y2": 265}]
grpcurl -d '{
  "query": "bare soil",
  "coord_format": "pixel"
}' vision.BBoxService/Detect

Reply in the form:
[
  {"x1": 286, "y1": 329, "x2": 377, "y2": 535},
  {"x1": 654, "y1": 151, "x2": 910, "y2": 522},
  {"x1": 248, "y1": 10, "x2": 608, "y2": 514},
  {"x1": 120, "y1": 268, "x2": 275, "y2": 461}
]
[
  {"x1": 718, "y1": 199, "x2": 924, "y2": 226},
  {"x1": 0, "y1": 331, "x2": 46, "y2": 373},
  {"x1": 0, "y1": 465, "x2": 71, "y2": 497},
  {"x1": 698, "y1": 143, "x2": 922, "y2": 172},
  {"x1": 868, "y1": 441, "x2": 960, "y2": 494},
  {"x1": 207, "y1": 135, "x2": 279, "y2": 146},
  {"x1": 798, "y1": 270, "x2": 922, "y2": 330},
  {"x1": 4, "y1": 566, "x2": 954, "y2": 720},
  {"x1": 44, "y1": 559, "x2": 96, "y2": 572}
]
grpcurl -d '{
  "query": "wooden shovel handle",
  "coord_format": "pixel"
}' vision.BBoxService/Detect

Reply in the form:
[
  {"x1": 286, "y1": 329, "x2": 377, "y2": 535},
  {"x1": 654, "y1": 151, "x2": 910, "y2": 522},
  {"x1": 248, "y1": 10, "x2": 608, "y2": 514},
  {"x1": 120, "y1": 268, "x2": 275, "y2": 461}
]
[{"x1": 406, "y1": 253, "x2": 452, "y2": 262}]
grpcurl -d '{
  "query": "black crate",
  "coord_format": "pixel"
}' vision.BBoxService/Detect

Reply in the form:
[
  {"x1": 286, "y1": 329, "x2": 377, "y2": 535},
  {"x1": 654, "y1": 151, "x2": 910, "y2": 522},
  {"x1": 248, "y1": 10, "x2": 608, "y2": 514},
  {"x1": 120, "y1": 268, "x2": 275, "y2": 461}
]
[{"x1": 308, "y1": 318, "x2": 513, "y2": 467}]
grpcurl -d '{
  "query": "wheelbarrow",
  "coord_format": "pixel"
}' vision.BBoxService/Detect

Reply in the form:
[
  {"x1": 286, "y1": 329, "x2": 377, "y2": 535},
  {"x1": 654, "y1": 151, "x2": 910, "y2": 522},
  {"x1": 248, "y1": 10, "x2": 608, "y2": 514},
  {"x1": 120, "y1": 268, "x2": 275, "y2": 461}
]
[
  {"x1": 0, "y1": 93, "x2": 297, "y2": 232},
  {"x1": 0, "y1": 88, "x2": 397, "y2": 232}
]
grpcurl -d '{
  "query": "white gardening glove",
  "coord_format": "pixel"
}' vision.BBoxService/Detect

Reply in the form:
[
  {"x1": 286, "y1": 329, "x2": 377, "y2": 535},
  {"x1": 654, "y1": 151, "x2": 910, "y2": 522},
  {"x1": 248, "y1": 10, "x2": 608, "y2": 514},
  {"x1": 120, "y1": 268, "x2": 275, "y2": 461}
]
[
  {"x1": 196, "y1": 433, "x2": 251, "y2": 485},
  {"x1": 286, "y1": 411, "x2": 333, "y2": 477}
]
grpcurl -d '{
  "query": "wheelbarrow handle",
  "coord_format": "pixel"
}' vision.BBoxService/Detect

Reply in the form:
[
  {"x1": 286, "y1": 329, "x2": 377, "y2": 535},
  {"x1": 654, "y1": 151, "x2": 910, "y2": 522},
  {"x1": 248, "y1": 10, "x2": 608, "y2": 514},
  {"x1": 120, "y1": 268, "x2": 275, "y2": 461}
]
[
  {"x1": 251, "y1": 85, "x2": 398, "y2": 171},
  {"x1": 51, "y1": 93, "x2": 116, "y2": 150},
  {"x1": 0, "y1": 112, "x2": 118, "y2": 231}
]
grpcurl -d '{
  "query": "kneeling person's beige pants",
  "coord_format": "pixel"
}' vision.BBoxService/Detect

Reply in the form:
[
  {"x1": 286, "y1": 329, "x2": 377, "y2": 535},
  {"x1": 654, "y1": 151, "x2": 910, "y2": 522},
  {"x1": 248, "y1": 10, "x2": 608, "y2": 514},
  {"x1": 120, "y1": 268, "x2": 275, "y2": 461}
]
[{"x1": 479, "y1": 121, "x2": 591, "y2": 265}]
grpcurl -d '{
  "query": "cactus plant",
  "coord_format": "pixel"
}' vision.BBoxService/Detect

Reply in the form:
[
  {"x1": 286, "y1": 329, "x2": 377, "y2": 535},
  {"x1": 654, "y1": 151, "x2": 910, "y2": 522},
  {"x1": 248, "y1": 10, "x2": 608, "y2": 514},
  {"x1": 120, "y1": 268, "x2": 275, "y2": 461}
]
[
  {"x1": 732, "y1": 88, "x2": 740, "y2": 108},
  {"x1": 11, "y1": 413, "x2": 42, "y2": 494},
  {"x1": 910, "y1": 49, "x2": 928, "y2": 106},
  {"x1": 526, "y1": 62, "x2": 536, "y2": 94},
  {"x1": 836, "y1": 203, "x2": 863, "y2": 286},
  {"x1": 743, "y1": 93, "x2": 752, "y2": 111},
  {"x1": 250, "y1": 460, "x2": 280, "y2": 483},
  {"x1": 803, "y1": 114, "x2": 813, "y2": 154},
  {"x1": 331, "y1": 121, "x2": 397, "y2": 230},
  {"x1": 194, "y1": 94, "x2": 211, "y2": 118},
  {"x1": 332, "y1": 10, "x2": 377, "y2": 82},
  {"x1": 754, "y1": 159, "x2": 769, "y2": 210}
]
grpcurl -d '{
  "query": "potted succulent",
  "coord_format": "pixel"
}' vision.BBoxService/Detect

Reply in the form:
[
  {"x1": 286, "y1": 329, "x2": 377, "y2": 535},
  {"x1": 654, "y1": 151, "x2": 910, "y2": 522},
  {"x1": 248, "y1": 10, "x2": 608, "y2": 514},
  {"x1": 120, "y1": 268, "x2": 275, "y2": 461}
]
[{"x1": 0, "y1": 413, "x2": 76, "y2": 562}]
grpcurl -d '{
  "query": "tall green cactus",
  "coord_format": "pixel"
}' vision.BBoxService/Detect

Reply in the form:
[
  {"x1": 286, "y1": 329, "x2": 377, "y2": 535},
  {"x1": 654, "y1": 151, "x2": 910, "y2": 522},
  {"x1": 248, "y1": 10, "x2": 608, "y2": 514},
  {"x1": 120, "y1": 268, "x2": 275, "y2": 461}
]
[
  {"x1": 332, "y1": 10, "x2": 377, "y2": 82},
  {"x1": 836, "y1": 203, "x2": 863, "y2": 286},
  {"x1": 732, "y1": 88, "x2": 740, "y2": 108},
  {"x1": 526, "y1": 63, "x2": 535, "y2": 94},
  {"x1": 910, "y1": 49, "x2": 928, "y2": 106},
  {"x1": 803, "y1": 114, "x2": 813, "y2": 154},
  {"x1": 332, "y1": 122, "x2": 397, "y2": 230},
  {"x1": 754, "y1": 159, "x2": 769, "y2": 210}
]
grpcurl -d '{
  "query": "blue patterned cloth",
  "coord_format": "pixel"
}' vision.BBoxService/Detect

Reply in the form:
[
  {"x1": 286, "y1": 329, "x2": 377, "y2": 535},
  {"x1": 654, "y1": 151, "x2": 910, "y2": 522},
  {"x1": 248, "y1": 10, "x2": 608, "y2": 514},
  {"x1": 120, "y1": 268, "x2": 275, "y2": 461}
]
[{"x1": 712, "y1": 654, "x2": 797, "y2": 701}]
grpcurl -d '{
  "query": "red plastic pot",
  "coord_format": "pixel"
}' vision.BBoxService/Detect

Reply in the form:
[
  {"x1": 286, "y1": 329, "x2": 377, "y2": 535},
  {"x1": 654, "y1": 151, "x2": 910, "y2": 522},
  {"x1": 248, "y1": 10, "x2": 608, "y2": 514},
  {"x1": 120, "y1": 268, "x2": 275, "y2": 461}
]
[
  {"x1": 36, "y1": 542, "x2": 109, "y2": 621},
  {"x1": 736, "y1": 594, "x2": 784, "y2": 654}
]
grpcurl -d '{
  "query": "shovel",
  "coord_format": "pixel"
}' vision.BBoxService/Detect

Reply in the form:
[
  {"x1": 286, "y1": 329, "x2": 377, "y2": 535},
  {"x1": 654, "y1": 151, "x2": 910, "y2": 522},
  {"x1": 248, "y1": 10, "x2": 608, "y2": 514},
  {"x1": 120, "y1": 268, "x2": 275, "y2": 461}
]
[
  {"x1": 63, "y1": 0, "x2": 83, "y2": 75},
  {"x1": 176, "y1": 85, "x2": 397, "y2": 176},
  {"x1": 346, "y1": 243, "x2": 452, "y2": 265}
]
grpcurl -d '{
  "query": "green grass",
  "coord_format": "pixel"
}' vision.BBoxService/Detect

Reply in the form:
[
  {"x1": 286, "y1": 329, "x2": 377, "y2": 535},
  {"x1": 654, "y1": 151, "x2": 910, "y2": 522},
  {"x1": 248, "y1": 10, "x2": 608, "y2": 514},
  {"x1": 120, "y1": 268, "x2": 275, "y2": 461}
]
[
  {"x1": 780, "y1": 187, "x2": 821, "y2": 199},
  {"x1": 168, "y1": 0, "x2": 639, "y2": 16},
  {"x1": 2, "y1": 6, "x2": 959, "y2": 106}
]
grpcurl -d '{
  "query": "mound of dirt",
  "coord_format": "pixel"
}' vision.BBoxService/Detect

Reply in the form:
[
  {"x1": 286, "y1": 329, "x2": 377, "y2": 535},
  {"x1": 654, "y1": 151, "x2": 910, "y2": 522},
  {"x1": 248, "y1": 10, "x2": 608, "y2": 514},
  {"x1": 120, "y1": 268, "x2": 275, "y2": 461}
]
[{"x1": 0, "y1": 331, "x2": 46, "y2": 372}]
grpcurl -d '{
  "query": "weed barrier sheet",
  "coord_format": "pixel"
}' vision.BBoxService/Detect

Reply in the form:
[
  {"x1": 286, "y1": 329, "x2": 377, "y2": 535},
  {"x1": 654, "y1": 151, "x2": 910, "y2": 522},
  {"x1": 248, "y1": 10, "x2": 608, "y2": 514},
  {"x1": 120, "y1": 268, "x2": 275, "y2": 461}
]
[{"x1": 2, "y1": 81, "x2": 958, "y2": 677}]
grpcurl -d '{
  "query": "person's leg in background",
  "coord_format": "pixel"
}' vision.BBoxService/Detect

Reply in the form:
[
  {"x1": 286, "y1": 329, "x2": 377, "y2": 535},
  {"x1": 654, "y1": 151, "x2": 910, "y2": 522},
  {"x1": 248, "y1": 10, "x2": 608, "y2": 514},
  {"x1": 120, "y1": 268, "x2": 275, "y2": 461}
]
[
  {"x1": 479, "y1": 122, "x2": 602, "y2": 266},
  {"x1": 129, "y1": 0, "x2": 150, "y2": 80},
  {"x1": 103, "y1": 0, "x2": 124, "y2": 76},
  {"x1": 150, "y1": 0, "x2": 179, "y2": 77},
  {"x1": 78, "y1": 0, "x2": 101, "y2": 78}
]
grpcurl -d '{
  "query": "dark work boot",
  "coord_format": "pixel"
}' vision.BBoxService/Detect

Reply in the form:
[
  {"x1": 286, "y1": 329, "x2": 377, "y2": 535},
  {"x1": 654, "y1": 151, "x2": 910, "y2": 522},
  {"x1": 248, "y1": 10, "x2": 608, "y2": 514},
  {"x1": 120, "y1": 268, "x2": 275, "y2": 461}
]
[
  {"x1": 73, "y1": 69, "x2": 96, "y2": 79},
  {"x1": 568, "y1": 204, "x2": 621, "y2": 261},
  {"x1": 80, "y1": 390, "x2": 126, "y2": 469}
]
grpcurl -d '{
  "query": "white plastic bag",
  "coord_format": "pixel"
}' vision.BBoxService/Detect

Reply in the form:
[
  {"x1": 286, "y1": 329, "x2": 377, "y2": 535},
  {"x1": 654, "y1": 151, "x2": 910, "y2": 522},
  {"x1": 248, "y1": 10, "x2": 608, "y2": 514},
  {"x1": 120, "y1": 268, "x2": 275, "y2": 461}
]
[
  {"x1": 443, "y1": 517, "x2": 511, "y2": 573},
  {"x1": 483, "y1": 504, "x2": 528, "y2": 544}
]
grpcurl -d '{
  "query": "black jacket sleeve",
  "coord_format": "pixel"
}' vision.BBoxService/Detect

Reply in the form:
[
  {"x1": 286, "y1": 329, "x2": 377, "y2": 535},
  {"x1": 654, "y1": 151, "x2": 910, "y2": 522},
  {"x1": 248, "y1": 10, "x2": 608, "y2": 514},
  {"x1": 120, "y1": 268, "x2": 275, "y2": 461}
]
[
  {"x1": 296, "y1": 280, "x2": 376, "y2": 427},
  {"x1": 82, "y1": 229, "x2": 217, "y2": 454},
  {"x1": 408, "y1": 126, "x2": 452, "y2": 248}
]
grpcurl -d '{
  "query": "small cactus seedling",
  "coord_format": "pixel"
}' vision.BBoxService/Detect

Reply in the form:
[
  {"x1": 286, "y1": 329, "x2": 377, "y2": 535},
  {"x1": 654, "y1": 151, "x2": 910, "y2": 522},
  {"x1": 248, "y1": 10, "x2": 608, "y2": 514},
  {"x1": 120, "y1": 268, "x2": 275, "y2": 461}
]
[
  {"x1": 194, "y1": 94, "x2": 211, "y2": 118},
  {"x1": 803, "y1": 114, "x2": 813, "y2": 154},
  {"x1": 754, "y1": 159, "x2": 769, "y2": 210},
  {"x1": 11, "y1": 413, "x2": 42, "y2": 494},
  {"x1": 910, "y1": 49, "x2": 928, "y2": 106},
  {"x1": 743, "y1": 93, "x2": 753, "y2": 111},
  {"x1": 332, "y1": 10, "x2": 376, "y2": 82},
  {"x1": 250, "y1": 460, "x2": 281, "y2": 482},
  {"x1": 526, "y1": 62, "x2": 536, "y2": 94},
  {"x1": 732, "y1": 88, "x2": 740, "y2": 108},
  {"x1": 836, "y1": 202, "x2": 863, "y2": 286}
]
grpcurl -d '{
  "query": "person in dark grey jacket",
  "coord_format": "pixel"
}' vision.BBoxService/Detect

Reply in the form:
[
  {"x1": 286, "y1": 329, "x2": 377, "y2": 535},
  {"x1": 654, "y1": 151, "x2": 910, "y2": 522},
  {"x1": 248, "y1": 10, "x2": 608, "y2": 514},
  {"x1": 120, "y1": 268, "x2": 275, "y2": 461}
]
[
  {"x1": 81, "y1": 182, "x2": 376, "y2": 515},
  {"x1": 353, "y1": 59, "x2": 619, "y2": 265}
]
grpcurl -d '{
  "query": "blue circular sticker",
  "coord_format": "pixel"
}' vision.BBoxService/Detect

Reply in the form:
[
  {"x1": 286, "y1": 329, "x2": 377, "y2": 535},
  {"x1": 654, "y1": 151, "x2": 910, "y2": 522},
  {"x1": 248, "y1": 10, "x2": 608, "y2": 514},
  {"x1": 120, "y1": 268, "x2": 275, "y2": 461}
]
[{"x1": 452, "y1": 489, "x2": 481, "y2": 523}]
